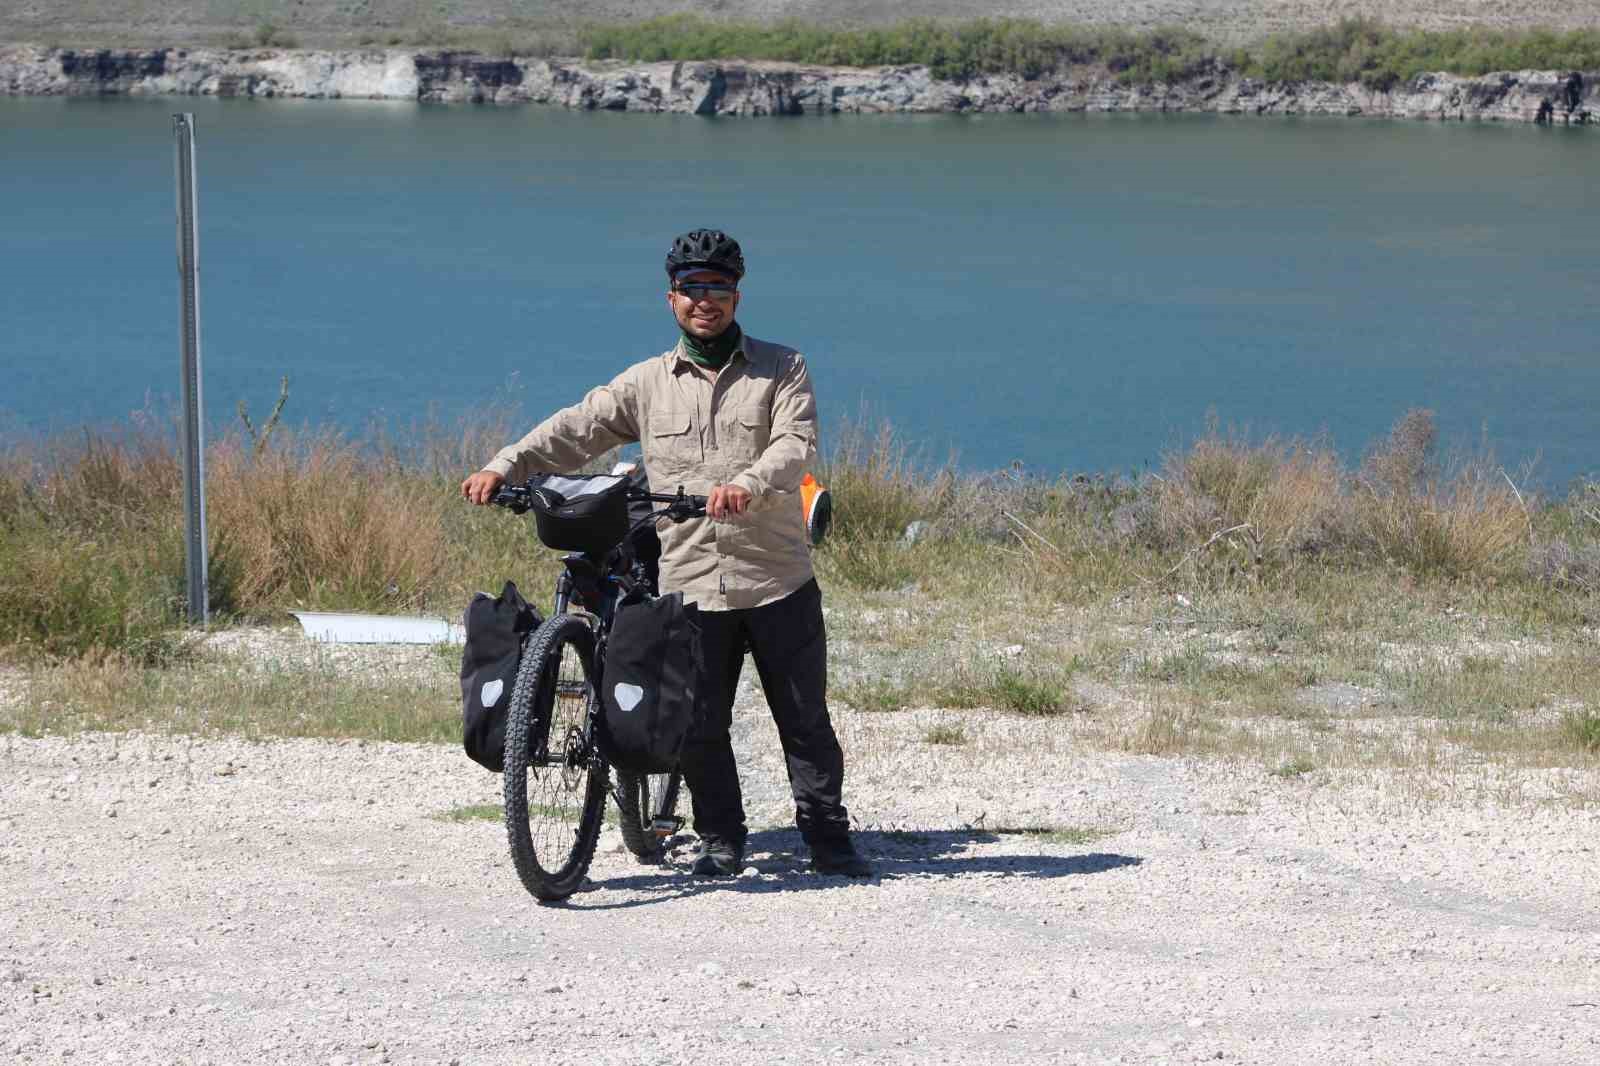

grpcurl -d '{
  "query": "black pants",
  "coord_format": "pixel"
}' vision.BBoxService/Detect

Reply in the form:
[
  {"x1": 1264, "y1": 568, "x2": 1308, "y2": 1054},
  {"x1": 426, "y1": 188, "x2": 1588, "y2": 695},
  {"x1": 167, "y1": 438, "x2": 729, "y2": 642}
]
[{"x1": 678, "y1": 579, "x2": 849, "y2": 847}]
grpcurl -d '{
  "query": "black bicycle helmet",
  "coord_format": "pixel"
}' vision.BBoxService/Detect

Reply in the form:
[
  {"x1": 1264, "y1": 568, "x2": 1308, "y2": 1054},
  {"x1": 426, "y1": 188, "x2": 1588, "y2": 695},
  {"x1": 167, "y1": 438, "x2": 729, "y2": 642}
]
[{"x1": 665, "y1": 229, "x2": 745, "y2": 281}]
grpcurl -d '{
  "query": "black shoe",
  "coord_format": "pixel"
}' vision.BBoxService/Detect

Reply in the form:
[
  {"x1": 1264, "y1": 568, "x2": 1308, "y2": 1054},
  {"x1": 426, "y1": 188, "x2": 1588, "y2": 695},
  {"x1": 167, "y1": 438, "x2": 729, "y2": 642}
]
[
  {"x1": 809, "y1": 836, "x2": 873, "y2": 878},
  {"x1": 690, "y1": 835, "x2": 743, "y2": 878}
]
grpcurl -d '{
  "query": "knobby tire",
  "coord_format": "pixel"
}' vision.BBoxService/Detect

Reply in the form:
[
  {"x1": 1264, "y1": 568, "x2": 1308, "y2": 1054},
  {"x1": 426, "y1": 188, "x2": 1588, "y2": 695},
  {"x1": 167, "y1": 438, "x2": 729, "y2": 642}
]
[{"x1": 503, "y1": 614, "x2": 607, "y2": 901}]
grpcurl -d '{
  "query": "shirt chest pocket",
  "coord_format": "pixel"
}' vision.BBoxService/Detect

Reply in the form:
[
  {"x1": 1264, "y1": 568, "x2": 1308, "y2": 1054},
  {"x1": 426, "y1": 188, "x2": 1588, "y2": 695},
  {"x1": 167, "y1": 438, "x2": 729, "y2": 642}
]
[
  {"x1": 647, "y1": 409, "x2": 698, "y2": 473},
  {"x1": 719, "y1": 404, "x2": 769, "y2": 461}
]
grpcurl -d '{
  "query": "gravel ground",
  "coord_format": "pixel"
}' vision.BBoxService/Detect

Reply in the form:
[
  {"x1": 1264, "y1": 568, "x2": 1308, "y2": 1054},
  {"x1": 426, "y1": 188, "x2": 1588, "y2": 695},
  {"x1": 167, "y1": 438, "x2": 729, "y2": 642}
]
[{"x1": 4, "y1": 658, "x2": 1600, "y2": 1065}]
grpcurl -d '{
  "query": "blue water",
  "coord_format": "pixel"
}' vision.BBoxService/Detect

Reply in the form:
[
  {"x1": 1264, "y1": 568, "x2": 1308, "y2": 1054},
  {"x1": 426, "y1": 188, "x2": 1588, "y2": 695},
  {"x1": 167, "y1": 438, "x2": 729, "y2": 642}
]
[{"x1": 3, "y1": 96, "x2": 1598, "y2": 487}]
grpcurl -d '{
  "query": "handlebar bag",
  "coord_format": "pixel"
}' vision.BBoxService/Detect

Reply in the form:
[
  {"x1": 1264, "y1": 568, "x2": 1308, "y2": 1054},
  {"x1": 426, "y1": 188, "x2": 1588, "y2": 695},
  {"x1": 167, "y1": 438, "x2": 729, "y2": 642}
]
[
  {"x1": 460, "y1": 580, "x2": 543, "y2": 772},
  {"x1": 597, "y1": 591, "x2": 703, "y2": 774},
  {"x1": 527, "y1": 473, "x2": 632, "y2": 557}
]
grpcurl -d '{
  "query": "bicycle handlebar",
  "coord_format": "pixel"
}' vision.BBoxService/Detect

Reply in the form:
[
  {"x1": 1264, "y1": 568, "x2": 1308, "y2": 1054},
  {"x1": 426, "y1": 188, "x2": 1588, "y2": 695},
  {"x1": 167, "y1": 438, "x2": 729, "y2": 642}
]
[{"x1": 489, "y1": 482, "x2": 709, "y2": 522}]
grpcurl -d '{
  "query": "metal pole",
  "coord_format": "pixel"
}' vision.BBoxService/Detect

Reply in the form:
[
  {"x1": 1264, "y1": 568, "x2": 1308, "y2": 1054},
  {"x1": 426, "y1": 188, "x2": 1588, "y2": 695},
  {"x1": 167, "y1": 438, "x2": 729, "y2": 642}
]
[{"x1": 174, "y1": 113, "x2": 208, "y2": 624}]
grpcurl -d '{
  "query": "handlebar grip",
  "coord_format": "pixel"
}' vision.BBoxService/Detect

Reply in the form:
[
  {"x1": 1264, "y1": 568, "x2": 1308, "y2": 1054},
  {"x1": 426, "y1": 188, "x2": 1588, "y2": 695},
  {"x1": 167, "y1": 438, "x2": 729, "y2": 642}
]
[
  {"x1": 490, "y1": 487, "x2": 531, "y2": 512},
  {"x1": 657, "y1": 494, "x2": 708, "y2": 522}
]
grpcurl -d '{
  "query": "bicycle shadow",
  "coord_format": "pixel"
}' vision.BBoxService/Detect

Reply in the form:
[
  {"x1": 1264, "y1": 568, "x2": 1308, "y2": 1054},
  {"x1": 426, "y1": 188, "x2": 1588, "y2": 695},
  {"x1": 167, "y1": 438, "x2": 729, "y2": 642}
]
[{"x1": 555, "y1": 827, "x2": 1143, "y2": 910}]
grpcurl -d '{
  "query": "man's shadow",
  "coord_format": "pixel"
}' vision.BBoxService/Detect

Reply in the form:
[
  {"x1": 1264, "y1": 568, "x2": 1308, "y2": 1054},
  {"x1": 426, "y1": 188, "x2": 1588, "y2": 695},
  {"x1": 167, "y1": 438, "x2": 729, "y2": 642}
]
[{"x1": 556, "y1": 827, "x2": 1142, "y2": 910}]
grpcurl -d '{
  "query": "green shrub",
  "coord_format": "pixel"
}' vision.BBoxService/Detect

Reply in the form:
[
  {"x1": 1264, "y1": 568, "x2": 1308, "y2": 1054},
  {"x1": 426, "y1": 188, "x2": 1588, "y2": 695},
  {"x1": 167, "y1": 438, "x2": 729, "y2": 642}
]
[
  {"x1": 252, "y1": 22, "x2": 299, "y2": 49},
  {"x1": 989, "y1": 668, "x2": 1074, "y2": 716},
  {"x1": 579, "y1": 16, "x2": 1600, "y2": 88},
  {"x1": 1246, "y1": 18, "x2": 1600, "y2": 90},
  {"x1": 836, "y1": 678, "x2": 912, "y2": 712},
  {"x1": 1561, "y1": 710, "x2": 1600, "y2": 754},
  {"x1": 581, "y1": 16, "x2": 1218, "y2": 82},
  {"x1": 930, "y1": 665, "x2": 1079, "y2": 716},
  {"x1": 0, "y1": 519, "x2": 188, "y2": 664},
  {"x1": 1269, "y1": 756, "x2": 1317, "y2": 779},
  {"x1": 0, "y1": 434, "x2": 190, "y2": 663},
  {"x1": 923, "y1": 723, "x2": 968, "y2": 745}
]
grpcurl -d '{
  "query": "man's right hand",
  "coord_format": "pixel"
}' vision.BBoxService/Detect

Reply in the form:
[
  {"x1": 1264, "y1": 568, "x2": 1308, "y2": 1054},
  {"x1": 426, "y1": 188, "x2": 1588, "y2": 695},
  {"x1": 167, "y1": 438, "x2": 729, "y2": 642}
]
[{"x1": 461, "y1": 470, "x2": 505, "y2": 505}]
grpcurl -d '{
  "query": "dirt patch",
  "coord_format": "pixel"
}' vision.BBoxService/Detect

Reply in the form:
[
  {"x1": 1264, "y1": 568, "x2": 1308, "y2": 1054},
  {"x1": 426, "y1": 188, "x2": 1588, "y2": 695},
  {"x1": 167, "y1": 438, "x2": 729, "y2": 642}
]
[
  {"x1": 200, "y1": 624, "x2": 453, "y2": 688},
  {"x1": 1299, "y1": 680, "x2": 1396, "y2": 714}
]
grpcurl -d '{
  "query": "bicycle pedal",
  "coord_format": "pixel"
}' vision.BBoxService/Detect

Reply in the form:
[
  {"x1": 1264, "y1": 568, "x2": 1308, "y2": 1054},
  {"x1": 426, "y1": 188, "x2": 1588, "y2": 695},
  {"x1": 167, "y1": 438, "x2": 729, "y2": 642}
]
[{"x1": 651, "y1": 816, "x2": 684, "y2": 838}]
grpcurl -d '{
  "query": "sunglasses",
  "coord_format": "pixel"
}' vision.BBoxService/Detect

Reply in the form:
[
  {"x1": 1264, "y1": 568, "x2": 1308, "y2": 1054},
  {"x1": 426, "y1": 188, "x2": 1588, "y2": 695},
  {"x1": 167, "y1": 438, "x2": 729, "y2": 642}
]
[{"x1": 673, "y1": 283, "x2": 738, "y2": 302}]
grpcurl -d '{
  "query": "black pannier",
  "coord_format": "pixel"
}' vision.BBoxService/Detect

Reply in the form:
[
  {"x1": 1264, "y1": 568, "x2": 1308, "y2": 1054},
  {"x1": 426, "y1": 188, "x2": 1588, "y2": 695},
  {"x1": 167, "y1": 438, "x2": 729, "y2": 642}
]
[
  {"x1": 597, "y1": 592, "x2": 703, "y2": 774},
  {"x1": 526, "y1": 473, "x2": 633, "y2": 557},
  {"x1": 460, "y1": 581, "x2": 543, "y2": 772}
]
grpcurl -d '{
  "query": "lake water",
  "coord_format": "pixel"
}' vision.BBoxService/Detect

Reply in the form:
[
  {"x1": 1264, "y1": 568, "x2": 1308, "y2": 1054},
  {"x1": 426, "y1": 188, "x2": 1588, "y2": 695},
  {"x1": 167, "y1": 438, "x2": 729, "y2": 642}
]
[{"x1": 3, "y1": 96, "x2": 1598, "y2": 488}]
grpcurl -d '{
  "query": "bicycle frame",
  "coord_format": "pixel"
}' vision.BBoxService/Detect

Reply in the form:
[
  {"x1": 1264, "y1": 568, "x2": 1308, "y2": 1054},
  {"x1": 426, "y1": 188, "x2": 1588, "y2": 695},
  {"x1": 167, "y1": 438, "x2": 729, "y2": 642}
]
[
  {"x1": 488, "y1": 481, "x2": 708, "y2": 889},
  {"x1": 498, "y1": 483, "x2": 707, "y2": 769}
]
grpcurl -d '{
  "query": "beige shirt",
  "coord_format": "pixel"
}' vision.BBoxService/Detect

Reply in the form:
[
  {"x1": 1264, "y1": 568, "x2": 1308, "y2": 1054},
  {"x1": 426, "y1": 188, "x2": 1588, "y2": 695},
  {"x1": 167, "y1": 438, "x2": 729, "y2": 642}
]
[{"x1": 485, "y1": 333, "x2": 818, "y2": 611}]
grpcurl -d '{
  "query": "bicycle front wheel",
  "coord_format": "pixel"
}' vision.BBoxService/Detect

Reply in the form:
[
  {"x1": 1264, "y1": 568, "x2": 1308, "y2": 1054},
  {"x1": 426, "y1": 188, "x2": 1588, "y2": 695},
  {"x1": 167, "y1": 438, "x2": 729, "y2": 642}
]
[
  {"x1": 503, "y1": 614, "x2": 608, "y2": 901},
  {"x1": 614, "y1": 770, "x2": 684, "y2": 862}
]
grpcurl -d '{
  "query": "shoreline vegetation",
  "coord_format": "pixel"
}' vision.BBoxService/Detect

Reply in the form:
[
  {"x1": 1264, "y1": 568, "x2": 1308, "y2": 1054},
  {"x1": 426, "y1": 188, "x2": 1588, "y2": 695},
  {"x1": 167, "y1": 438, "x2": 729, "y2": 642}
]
[
  {"x1": 574, "y1": 17, "x2": 1600, "y2": 91},
  {"x1": 2, "y1": 408, "x2": 1598, "y2": 787},
  {"x1": 12, "y1": 17, "x2": 1600, "y2": 90},
  {"x1": 18, "y1": 16, "x2": 1600, "y2": 89},
  {"x1": 0, "y1": 18, "x2": 1595, "y2": 122}
]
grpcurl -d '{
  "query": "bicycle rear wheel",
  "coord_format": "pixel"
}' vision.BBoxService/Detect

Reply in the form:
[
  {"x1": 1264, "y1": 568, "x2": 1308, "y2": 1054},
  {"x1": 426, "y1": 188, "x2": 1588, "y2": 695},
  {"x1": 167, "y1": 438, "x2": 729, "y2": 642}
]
[
  {"x1": 503, "y1": 614, "x2": 607, "y2": 901},
  {"x1": 614, "y1": 770, "x2": 685, "y2": 861}
]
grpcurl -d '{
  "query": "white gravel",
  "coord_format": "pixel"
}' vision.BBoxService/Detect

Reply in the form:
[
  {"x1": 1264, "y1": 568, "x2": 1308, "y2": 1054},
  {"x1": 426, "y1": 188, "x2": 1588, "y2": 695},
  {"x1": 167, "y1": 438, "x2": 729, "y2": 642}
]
[{"x1": 3, "y1": 695, "x2": 1599, "y2": 1063}]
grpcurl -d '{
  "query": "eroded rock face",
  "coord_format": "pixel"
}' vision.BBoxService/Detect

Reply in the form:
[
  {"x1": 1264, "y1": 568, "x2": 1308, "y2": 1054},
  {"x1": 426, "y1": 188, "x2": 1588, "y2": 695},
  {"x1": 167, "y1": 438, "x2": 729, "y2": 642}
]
[
  {"x1": 58, "y1": 49, "x2": 167, "y2": 81},
  {"x1": 414, "y1": 52, "x2": 522, "y2": 103},
  {"x1": 0, "y1": 45, "x2": 1591, "y2": 126},
  {"x1": 0, "y1": 45, "x2": 418, "y2": 99}
]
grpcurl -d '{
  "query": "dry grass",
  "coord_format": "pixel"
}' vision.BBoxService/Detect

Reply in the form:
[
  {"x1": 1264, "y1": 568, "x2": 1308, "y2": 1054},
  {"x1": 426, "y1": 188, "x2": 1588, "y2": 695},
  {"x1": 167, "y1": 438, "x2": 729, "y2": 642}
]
[
  {"x1": 1148, "y1": 426, "x2": 1344, "y2": 567},
  {"x1": 1353, "y1": 409, "x2": 1532, "y2": 578},
  {"x1": 0, "y1": 432, "x2": 191, "y2": 663},
  {"x1": 1125, "y1": 409, "x2": 1528, "y2": 579},
  {"x1": 0, "y1": 417, "x2": 559, "y2": 661},
  {"x1": 206, "y1": 433, "x2": 455, "y2": 612},
  {"x1": 3, "y1": 407, "x2": 1598, "y2": 802},
  {"x1": 815, "y1": 417, "x2": 955, "y2": 544}
]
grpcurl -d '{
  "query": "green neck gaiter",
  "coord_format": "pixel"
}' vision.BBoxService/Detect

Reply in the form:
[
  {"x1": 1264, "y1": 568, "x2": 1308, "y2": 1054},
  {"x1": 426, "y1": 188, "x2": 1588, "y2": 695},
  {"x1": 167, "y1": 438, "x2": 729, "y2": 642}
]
[{"x1": 681, "y1": 322, "x2": 742, "y2": 371}]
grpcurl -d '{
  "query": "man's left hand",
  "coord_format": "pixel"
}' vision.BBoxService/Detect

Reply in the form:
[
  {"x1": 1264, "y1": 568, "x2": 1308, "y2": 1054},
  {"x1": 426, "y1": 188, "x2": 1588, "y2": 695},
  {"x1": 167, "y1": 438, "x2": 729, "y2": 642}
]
[{"x1": 708, "y1": 484, "x2": 752, "y2": 520}]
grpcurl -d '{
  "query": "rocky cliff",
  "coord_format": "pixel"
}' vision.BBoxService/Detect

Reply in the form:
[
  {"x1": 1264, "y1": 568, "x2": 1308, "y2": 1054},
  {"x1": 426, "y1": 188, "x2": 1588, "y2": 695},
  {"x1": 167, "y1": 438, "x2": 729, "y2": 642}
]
[{"x1": 0, "y1": 45, "x2": 1592, "y2": 125}]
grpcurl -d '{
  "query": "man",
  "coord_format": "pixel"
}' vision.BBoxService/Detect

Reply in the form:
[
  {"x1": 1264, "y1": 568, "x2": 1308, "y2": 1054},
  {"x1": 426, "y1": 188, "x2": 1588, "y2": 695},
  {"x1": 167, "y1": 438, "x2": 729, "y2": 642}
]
[{"x1": 461, "y1": 229, "x2": 870, "y2": 879}]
